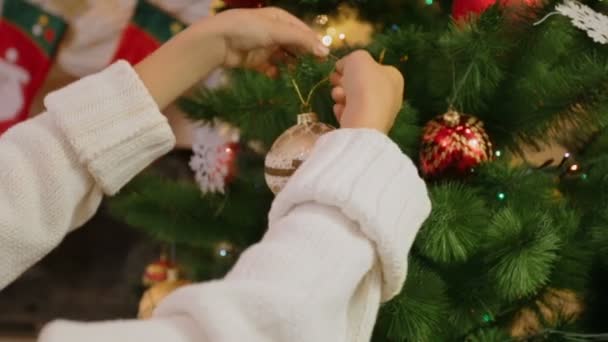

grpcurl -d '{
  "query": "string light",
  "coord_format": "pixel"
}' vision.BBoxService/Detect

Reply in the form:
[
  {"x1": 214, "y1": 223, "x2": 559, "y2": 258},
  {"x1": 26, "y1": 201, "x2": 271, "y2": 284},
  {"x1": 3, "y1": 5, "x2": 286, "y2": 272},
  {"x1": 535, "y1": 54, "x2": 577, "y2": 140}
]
[
  {"x1": 497, "y1": 192, "x2": 506, "y2": 201},
  {"x1": 215, "y1": 241, "x2": 234, "y2": 259},
  {"x1": 311, "y1": 5, "x2": 373, "y2": 49},
  {"x1": 315, "y1": 14, "x2": 329, "y2": 25},
  {"x1": 495, "y1": 150, "x2": 502, "y2": 157},
  {"x1": 425, "y1": 0, "x2": 434, "y2": 4},
  {"x1": 581, "y1": 173, "x2": 588, "y2": 180},
  {"x1": 569, "y1": 164, "x2": 580, "y2": 172},
  {"x1": 482, "y1": 313, "x2": 493, "y2": 323},
  {"x1": 564, "y1": 152, "x2": 571, "y2": 158}
]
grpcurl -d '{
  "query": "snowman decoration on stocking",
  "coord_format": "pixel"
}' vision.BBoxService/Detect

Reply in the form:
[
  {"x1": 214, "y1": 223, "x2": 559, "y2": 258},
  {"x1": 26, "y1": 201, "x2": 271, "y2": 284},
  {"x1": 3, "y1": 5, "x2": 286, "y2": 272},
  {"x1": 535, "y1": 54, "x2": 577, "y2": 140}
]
[{"x1": 0, "y1": 48, "x2": 30, "y2": 121}]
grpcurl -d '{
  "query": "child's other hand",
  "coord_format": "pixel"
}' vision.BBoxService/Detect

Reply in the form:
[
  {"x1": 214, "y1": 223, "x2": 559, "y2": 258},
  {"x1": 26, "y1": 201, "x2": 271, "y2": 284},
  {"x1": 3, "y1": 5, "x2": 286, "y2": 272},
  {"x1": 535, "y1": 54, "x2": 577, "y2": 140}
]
[
  {"x1": 330, "y1": 50, "x2": 404, "y2": 134},
  {"x1": 201, "y1": 7, "x2": 329, "y2": 76}
]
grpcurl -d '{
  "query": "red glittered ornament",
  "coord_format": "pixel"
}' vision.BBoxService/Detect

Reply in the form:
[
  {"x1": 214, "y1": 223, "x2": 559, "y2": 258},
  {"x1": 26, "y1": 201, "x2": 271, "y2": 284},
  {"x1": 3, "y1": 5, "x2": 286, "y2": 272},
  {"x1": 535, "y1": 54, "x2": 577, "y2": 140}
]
[
  {"x1": 452, "y1": 0, "x2": 539, "y2": 21},
  {"x1": 223, "y1": 0, "x2": 265, "y2": 8},
  {"x1": 223, "y1": 142, "x2": 240, "y2": 185},
  {"x1": 420, "y1": 110, "x2": 493, "y2": 179},
  {"x1": 452, "y1": 0, "x2": 496, "y2": 20}
]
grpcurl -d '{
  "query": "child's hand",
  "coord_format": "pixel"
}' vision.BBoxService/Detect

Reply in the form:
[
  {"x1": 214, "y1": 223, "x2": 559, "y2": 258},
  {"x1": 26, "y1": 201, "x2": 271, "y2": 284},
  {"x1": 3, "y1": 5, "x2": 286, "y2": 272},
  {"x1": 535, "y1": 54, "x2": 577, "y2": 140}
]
[
  {"x1": 200, "y1": 7, "x2": 329, "y2": 76},
  {"x1": 136, "y1": 7, "x2": 328, "y2": 109},
  {"x1": 330, "y1": 50, "x2": 404, "y2": 134}
]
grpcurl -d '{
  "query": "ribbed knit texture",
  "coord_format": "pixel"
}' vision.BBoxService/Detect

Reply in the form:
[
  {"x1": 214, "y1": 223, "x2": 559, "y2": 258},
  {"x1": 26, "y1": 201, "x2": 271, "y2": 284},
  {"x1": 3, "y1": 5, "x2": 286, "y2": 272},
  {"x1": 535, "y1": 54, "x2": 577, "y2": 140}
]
[
  {"x1": 45, "y1": 60, "x2": 175, "y2": 195},
  {"x1": 270, "y1": 129, "x2": 432, "y2": 301},
  {"x1": 0, "y1": 59, "x2": 431, "y2": 341},
  {"x1": 0, "y1": 61, "x2": 175, "y2": 290},
  {"x1": 38, "y1": 129, "x2": 431, "y2": 342}
]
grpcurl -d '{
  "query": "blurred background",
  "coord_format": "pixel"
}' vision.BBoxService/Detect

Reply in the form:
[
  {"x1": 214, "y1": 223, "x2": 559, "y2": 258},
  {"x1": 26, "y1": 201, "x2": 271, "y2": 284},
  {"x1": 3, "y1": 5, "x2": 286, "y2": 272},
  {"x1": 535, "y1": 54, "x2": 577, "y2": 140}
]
[{"x1": 2, "y1": 0, "x2": 604, "y2": 341}]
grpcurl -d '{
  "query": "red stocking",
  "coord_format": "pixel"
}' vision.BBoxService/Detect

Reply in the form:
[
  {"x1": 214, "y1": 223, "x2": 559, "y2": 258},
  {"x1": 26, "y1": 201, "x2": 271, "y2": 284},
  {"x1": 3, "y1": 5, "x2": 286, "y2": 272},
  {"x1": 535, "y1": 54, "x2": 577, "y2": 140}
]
[
  {"x1": 0, "y1": 0, "x2": 66, "y2": 133},
  {"x1": 112, "y1": 0, "x2": 186, "y2": 65}
]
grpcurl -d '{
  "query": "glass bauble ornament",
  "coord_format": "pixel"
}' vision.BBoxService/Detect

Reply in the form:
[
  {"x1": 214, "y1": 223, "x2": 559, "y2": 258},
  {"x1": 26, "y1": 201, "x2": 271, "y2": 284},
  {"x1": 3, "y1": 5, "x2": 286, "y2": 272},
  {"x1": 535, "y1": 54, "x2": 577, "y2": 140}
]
[
  {"x1": 264, "y1": 113, "x2": 335, "y2": 194},
  {"x1": 420, "y1": 109, "x2": 493, "y2": 179}
]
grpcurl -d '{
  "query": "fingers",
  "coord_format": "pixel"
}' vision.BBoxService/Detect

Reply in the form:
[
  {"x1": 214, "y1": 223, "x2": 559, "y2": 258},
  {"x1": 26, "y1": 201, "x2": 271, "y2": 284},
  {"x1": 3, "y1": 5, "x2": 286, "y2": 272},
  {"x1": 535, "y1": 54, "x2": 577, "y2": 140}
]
[
  {"x1": 335, "y1": 57, "x2": 345, "y2": 74},
  {"x1": 257, "y1": 8, "x2": 328, "y2": 58},
  {"x1": 263, "y1": 20, "x2": 328, "y2": 58},
  {"x1": 332, "y1": 85, "x2": 345, "y2": 122},
  {"x1": 331, "y1": 86, "x2": 345, "y2": 103},
  {"x1": 330, "y1": 72, "x2": 342, "y2": 86},
  {"x1": 336, "y1": 50, "x2": 375, "y2": 73},
  {"x1": 261, "y1": 7, "x2": 314, "y2": 34},
  {"x1": 383, "y1": 65, "x2": 405, "y2": 94},
  {"x1": 333, "y1": 103, "x2": 345, "y2": 122},
  {"x1": 262, "y1": 64, "x2": 279, "y2": 78}
]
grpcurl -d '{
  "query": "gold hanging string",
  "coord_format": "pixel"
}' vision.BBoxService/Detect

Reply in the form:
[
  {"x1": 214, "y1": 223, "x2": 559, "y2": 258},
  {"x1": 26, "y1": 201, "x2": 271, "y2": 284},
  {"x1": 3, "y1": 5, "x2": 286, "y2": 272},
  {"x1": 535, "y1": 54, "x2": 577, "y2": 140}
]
[
  {"x1": 291, "y1": 76, "x2": 331, "y2": 113},
  {"x1": 289, "y1": 50, "x2": 385, "y2": 112},
  {"x1": 291, "y1": 78, "x2": 308, "y2": 110},
  {"x1": 305, "y1": 76, "x2": 330, "y2": 107},
  {"x1": 379, "y1": 48, "x2": 387, "y2": 64}
]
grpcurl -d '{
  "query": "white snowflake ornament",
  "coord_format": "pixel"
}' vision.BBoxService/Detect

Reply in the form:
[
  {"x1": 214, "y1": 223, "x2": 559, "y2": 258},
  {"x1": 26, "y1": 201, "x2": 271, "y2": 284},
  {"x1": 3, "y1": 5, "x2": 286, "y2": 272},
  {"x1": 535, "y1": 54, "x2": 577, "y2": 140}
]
[
  {"x1": 555, "y1": 0, "x2": 608, "y2": 44},
  {"x1": 190, "y1": 121, "x2": 239, "y2": 194}
]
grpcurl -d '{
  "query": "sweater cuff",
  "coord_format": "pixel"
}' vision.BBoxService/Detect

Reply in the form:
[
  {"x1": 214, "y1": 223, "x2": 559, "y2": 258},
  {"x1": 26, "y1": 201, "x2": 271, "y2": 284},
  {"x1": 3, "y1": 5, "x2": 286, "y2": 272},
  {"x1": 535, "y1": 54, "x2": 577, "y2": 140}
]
[
  {"x1": 39, "y1": 316, "x2": 199, "y2": 342},
  {"x1": 268, "y1": 129, "x2": 431, "y2": 302},
  {"x1": 45, "y1": 60, "x2": 176, "y2": 195}
]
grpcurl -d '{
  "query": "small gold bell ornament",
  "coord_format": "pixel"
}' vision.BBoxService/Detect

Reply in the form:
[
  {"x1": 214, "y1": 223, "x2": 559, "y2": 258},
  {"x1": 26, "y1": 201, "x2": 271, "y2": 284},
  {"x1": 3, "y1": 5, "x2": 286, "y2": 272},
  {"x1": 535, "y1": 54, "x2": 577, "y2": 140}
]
[
  {"x1": 264, "y1": 113, "x2": 335, "y2": 194},
  {"x1": 138, "y1": 268, "x2": 191, "y2": 319}
]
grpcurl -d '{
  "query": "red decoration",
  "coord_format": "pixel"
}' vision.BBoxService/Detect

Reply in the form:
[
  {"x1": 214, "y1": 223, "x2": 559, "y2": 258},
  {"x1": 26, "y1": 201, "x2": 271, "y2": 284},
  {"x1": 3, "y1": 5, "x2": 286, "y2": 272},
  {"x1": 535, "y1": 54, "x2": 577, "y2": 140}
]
[
  {"x1": 452, "y1": 0, "x2": 538, "y2": 21},
  {"x1": 44, "y1": 28, "x2": 55, "y2": 43},
  {"x1": 142, "y1": 253, "x2": 175, "y2": 287},
  {"x1": 0, "y1": 0, "x2": 66, "y2": 133},
  {"x1": 452, "y1": 0, "x2": 496, "y2": 20},
  {"x1": 190, "y1": 122, "x2": 241, "y2": 194},
  {"x1": 112, "y1": 1, "x2": 185, "y2": 65},
  {"x1": 419, "y1": 110, "x2": 493, "y2": 179},
  {"x1": 223, "y1": 0, "x2": 265, "y2": 8},
  {"x1": 223, "y1": 142, "x2": 240, "y2": 185}
]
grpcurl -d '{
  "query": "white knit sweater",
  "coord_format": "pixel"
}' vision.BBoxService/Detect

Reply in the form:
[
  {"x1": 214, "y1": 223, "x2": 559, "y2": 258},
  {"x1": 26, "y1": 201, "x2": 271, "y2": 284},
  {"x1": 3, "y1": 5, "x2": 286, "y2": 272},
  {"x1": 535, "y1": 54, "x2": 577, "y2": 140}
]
[{"x1": 0, "y1": 61, "x2": 431, "y2": 341}]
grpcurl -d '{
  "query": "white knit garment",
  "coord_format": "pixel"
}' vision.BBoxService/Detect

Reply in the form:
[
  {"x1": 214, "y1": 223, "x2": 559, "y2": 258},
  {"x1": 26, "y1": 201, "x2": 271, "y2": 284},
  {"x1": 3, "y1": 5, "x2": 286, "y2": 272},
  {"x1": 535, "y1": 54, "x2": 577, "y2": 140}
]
[
  {"x1": 0, "y1": 61, "x2": 431, "y2": 341},
  {"x1": 0, "y1": 61, "x2": 175, "y2": 290}
]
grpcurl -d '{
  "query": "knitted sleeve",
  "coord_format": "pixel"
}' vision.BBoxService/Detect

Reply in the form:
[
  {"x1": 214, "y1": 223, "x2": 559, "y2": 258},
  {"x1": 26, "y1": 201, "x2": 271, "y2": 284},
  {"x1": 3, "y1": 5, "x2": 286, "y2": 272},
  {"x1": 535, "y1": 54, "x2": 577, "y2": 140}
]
[
  {"x1": 0, "y1": 61, "x2": 175, "y2": 290},
  {"x1": 39, "y1": 129, "x2": 431, "y2": 342}
]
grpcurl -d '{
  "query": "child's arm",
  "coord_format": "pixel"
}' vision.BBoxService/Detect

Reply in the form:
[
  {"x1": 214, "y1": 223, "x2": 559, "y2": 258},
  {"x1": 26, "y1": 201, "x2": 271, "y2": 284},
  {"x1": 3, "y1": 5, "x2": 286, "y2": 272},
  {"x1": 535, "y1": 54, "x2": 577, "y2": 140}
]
[
  {"x1": 135, "y1": 8, "x2": 328, "y2": 109},
  {"x1": 39, "y1": 52, "x2": 432, "y2": 342},
  {"x1": 0, "y1": 7, "x2": 326, "y2": 290}
]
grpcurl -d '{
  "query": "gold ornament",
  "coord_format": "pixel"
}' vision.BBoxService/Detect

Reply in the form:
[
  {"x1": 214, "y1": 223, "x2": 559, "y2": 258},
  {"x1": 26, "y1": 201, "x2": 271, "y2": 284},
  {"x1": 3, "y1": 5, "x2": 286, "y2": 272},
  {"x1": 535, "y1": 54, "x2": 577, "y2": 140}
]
[
  {"x1": 310, "y1": 4, "x2": 374, "y2": 49},
  {"x1": 138, "y1": 268, "x2": 190, "y2": 319},
  {"x1": 510, "y1": 288, "x2": 584, "y2": 338},
  {"x1": 142, "y1": 252, "x2": 173, "y2": 287},
  {"x1": 264, "y1": 113, "x2": 335, "y2": 194}
]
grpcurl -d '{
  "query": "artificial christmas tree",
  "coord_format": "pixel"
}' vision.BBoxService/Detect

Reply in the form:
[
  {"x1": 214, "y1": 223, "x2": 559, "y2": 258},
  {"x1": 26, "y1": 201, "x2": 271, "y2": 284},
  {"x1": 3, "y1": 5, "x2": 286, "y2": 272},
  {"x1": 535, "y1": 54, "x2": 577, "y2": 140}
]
[{"x1": 110, "y1": 0, "x2": 608, "y2": 340}]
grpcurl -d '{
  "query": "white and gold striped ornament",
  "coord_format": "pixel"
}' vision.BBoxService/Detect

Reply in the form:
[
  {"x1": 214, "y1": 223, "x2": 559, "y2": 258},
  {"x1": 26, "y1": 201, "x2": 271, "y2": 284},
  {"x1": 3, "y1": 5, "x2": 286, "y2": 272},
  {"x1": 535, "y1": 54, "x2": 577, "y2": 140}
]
[{"x1": 264, "y1": 113, "x2": 335, "y2": 194}]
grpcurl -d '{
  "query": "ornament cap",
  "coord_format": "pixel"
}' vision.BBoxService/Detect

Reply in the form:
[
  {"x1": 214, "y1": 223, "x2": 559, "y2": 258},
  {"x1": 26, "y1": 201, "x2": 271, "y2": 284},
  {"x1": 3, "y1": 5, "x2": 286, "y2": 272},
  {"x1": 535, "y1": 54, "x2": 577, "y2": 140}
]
[
  {"x1": 442, "y1": 110, "x2": 461, "y2": 127},
  {"x1": 166, "y1": 268, "x2": 179, "y2": 282},
  {"x1": 297, "y1": 112, "x2": 319, "y2": 125}
]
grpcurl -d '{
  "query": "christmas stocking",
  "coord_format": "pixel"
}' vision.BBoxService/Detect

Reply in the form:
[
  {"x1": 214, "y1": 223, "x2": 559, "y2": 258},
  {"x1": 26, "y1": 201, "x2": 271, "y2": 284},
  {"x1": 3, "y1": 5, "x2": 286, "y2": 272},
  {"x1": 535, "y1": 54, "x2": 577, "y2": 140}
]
[
  {"x1": 112, "y1": 0, "x2": 186, "y2": 65},
  {"x1": 0, "y1": 0, "x2": 66, "y2": 133}
]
